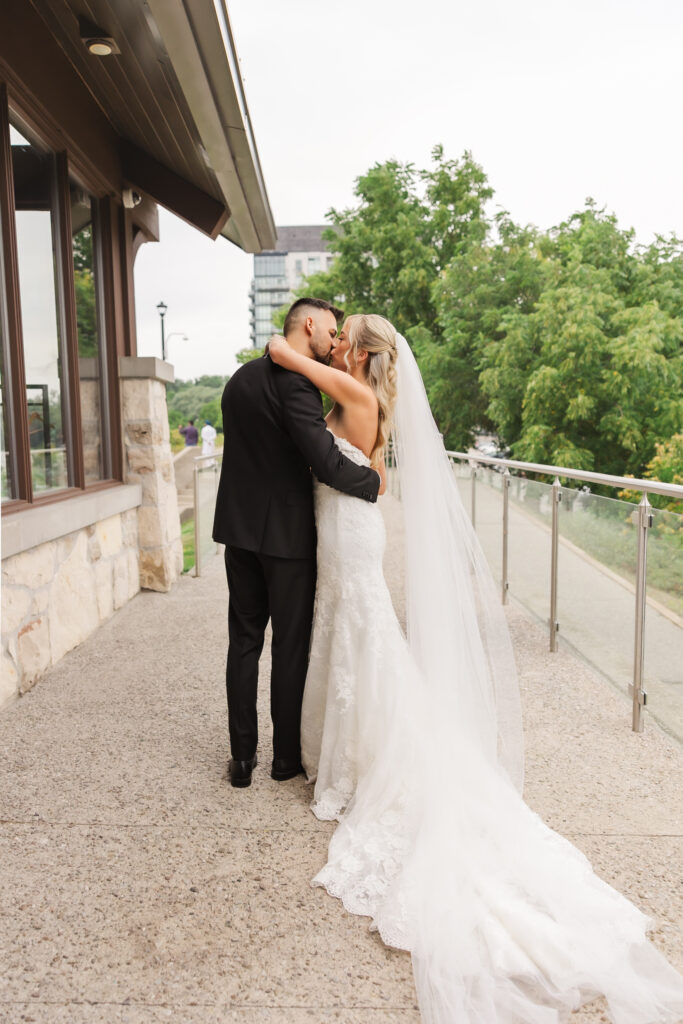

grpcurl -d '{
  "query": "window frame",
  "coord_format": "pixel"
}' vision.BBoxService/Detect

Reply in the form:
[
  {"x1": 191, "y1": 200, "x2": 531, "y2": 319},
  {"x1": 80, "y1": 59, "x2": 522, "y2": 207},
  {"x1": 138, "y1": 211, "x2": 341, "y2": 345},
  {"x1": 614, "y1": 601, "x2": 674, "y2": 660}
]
[{"x1": 0, "y1": 84, "x2": 121, "y2": 515}]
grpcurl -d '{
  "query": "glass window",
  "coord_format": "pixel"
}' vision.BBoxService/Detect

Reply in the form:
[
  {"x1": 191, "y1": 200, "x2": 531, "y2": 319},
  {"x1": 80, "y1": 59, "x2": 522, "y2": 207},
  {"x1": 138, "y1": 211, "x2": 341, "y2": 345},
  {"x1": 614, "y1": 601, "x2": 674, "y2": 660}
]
[
  {"x1": 254, "y1": 254, "x2": 285, "y2": 278},
  {"x1": 0, "y1": 208, "x2": 15, "y2": 501},
  {"x1": 71, "y1": 184, "x2": 106, "y2": 483},
  {"x1": 11, "y1": 123, "x2": 69, "y2": 494},
  {"x1": 0, "y1": 314, "x2": 14, "y2": 501},
  {"x1": 295, "y1": 259, "x2": 302, "y2": 276}
]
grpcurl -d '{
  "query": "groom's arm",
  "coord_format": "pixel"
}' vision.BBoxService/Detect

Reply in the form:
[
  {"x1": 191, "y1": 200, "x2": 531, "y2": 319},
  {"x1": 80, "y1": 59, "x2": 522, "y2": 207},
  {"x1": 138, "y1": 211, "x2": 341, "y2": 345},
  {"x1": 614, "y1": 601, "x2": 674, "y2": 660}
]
[{"x1": 277, "y1": 370, "x2": 380, "y2": 503}]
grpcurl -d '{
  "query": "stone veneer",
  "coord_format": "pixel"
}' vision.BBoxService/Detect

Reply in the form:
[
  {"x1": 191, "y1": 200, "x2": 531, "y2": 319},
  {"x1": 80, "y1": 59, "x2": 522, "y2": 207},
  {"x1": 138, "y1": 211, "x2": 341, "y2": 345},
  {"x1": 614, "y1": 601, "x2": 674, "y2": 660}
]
[
  {"x1": 1, "y1": 358, "x2": 183, "y2": 709},
  {"x1": 120, "y1": 359, "x2": 183, "y2": 592},
  {"x1": 1, "y1": 511, "x2": 140, "y2": 705}
]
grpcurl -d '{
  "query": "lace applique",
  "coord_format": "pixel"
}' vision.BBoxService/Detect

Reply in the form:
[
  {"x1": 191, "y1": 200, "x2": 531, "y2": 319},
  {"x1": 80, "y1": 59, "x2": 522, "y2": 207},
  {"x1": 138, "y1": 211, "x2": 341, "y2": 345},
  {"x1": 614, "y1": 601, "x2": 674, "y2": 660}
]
[{"x1": 300, "y1": 432, "x2": 417, "y2": 945}]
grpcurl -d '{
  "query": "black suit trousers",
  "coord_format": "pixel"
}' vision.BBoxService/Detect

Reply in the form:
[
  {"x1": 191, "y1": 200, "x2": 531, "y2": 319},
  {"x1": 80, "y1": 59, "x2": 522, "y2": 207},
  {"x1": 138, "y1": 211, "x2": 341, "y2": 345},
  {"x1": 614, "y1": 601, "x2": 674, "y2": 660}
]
[{"x1": 224, "y1": 545, "x2": 316, "y2": 762}]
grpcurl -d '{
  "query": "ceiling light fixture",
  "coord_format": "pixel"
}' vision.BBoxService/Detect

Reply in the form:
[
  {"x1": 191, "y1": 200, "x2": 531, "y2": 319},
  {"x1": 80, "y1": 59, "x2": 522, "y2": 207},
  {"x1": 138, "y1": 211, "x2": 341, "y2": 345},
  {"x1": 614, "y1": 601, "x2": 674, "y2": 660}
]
[{"x1": 79, "y1": 16, "x2": 120, "y2": 56}]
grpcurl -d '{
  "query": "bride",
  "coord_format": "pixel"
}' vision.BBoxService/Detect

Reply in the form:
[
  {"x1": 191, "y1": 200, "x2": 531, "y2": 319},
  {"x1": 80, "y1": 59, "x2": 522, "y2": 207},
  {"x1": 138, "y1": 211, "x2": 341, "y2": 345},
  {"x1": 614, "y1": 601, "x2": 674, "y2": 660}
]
[{"x1": 267, "y1": 314, "x2": 683, "y2": 1024}]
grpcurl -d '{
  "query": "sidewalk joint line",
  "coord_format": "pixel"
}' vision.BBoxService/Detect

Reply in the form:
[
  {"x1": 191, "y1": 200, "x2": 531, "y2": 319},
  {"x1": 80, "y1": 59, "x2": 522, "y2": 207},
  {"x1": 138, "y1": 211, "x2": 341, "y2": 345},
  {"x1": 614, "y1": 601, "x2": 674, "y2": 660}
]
[
  {"x1": 1, "y1": 821, "x2": 678, "y2": 838},
  {"x1": 0, "y1": 1001, "x2": 418, "y2": 1010},
  {"x1": 0, "y1": 820, "x2": 326, "y2": 831}
]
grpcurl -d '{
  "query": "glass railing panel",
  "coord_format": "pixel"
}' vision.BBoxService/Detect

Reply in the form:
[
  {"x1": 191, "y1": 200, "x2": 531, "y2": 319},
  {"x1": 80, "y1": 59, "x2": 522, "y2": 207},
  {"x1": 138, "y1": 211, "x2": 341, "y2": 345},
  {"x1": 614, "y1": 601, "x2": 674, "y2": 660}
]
[
  {"x1": 648, "y1": 506, "x2": 683, "y2": 619},
  {"x1": 195, "y1": 456, "x2": 222, "y2": 569},
  {"x1": 469, "y1": 464, "x2": 504, "y2": 585},
  {"x1": 505, "y1": 475, "x2": 553, "y2": 625},
  {"x1": 646, "y1": 506, "x2": 683, "y2": 741},
  {"x1": 402, "y1": 455, "x2": 683, "y2": 739},
  {"x1": 452, "y1": 458, "x2": 473, "y2": 517},
  {"x1": 553, "y1": 488, "x2": 681, "y2": 742},
  {"x1": 556, "y1": 487, "x2": 637, "y2": 701}
]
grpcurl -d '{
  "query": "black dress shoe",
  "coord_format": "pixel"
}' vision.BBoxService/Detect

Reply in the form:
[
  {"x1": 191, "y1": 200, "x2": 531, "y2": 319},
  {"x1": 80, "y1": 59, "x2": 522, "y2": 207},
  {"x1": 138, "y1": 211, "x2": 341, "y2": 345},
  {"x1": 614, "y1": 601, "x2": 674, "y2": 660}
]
[
  {"x1": 271, "y1": 757, "x2": 304, "y2": 781},
  {"x1": 229, "y1": 754, "x2": 257, "y2": 788}
]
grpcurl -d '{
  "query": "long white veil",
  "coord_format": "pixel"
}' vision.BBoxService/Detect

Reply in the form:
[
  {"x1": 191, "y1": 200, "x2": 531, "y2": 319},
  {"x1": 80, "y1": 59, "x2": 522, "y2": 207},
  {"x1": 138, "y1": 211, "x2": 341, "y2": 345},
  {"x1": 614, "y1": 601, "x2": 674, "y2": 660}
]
[
  {"x1": 385, "y1": 334, "x2": 683, "y2": 1024},
  {"x1": 392, "y1": 333, "x2": 524, "y2": 792}
]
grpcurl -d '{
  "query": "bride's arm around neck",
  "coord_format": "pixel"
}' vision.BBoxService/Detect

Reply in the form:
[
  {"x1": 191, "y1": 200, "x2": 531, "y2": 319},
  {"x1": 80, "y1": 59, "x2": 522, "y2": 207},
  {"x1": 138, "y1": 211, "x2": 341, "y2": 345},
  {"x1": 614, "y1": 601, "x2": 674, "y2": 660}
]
[{"x1": 268, "y1": 335, "x2": 376, "y2": 412}]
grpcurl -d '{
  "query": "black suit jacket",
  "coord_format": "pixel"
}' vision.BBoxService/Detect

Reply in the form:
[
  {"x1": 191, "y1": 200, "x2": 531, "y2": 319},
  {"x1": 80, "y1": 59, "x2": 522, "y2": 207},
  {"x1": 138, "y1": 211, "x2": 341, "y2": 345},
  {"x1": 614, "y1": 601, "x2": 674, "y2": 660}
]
[{"x1": 212, "y1": 355, "x2": 380, "y2": 559}]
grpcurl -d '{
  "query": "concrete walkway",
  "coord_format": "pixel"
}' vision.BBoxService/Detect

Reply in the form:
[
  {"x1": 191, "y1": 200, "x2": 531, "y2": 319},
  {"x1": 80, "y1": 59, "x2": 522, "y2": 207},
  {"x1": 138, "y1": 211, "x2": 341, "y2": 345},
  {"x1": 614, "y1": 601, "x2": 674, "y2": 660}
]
[{"x1": 0, "y1": 495, "x2": 681, "y2": 1023}]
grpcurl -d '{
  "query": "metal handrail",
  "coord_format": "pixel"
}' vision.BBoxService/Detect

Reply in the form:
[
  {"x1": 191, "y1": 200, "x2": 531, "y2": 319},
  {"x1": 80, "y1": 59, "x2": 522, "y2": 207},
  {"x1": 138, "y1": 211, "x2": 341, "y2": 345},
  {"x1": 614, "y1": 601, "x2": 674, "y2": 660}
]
[
  {"x1": 445, "y1": 450, "x2": 682, "y2": 733},
  {"x1": 445, "y1": 449, "x2": 683, "y2": 501},
  {"x1": 192, "y1": 451, "x2": 223, "y2": 577}
]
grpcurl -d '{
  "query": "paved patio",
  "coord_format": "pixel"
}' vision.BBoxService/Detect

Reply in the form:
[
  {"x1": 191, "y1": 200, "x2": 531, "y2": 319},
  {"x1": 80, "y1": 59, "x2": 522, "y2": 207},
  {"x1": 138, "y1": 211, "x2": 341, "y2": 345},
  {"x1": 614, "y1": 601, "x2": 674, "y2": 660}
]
[{"x1": 0, "y1": 494, "x2": 681, "y2": 1023}]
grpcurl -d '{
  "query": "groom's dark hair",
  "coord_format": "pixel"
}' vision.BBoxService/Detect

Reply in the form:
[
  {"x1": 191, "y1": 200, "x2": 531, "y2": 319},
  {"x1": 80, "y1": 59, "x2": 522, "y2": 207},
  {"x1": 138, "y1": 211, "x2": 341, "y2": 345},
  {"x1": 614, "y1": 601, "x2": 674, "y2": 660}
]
[{"x1": 283, "y1": 297, "x2": 344, "y2": 337}]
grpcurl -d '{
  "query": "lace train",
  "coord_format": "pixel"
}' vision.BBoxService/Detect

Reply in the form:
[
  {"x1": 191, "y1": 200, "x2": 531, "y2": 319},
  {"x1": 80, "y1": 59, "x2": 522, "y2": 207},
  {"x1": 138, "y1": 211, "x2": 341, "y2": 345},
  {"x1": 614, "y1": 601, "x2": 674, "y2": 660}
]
[{"x1": 301, "y1": 433, "x2": 683, "y2": 1024}]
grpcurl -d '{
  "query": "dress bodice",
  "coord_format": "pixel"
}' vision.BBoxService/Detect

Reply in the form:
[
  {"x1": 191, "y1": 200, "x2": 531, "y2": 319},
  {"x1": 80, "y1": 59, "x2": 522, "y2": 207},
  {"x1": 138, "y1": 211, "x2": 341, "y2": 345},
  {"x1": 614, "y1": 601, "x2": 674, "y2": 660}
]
[
  {"x1": 313, "y1": 432, "x2": 382, "y2": 568},
  {"x1": 327, "y1": 430, "x2": 372, "y2": 468}
]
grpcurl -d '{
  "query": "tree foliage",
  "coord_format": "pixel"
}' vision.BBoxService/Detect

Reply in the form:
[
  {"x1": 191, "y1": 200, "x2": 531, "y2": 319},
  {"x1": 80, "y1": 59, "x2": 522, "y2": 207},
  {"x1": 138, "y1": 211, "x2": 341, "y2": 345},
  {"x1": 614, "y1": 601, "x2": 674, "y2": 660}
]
[
  {"x1": 166, "y1": 375, "x2": 229, "y2": 431},
  {"x1": 235, "y1": 347, "x2": 264, "y2": 364},
  {"x1": 289, "y1": 146, "x2": 492, "y2": 339},
  {"x1": 290, "y1": 146, "x2": 682, "y2": 481},
  {"x1": 620, "y1": 433, "x2": 683, "y2": 514},
  {"x1": 74, "y1": 268, "x2": 98, "y2": 357},
  {"x1": 72, "y1": 226, "x2": 98, "y2": 357},
  {"x1": 479, "y1": 207, "x2": 683, "y2": 477}
]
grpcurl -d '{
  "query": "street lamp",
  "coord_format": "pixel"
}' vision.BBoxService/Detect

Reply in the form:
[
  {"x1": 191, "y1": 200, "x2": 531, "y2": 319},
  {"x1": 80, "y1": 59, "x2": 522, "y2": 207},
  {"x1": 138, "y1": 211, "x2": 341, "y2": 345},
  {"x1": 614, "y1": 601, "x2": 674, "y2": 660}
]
[{"x1": 156, "y1": 300, "x2": 167, "y2": 360}]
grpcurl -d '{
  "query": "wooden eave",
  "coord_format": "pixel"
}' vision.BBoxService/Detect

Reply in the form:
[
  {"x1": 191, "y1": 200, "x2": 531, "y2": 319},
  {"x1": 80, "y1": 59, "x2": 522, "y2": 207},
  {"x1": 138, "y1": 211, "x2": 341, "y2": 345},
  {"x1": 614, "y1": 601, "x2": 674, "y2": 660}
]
[{"x1": 3, "y1": 0, "x2": 276, "y2": 251}]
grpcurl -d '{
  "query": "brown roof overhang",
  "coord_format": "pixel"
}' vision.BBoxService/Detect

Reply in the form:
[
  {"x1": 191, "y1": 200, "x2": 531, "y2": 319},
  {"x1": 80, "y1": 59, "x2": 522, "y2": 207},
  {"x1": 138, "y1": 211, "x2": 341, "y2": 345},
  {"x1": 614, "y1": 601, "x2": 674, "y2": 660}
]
[{"x1": 9, "y1": 0, "x2": 276, "y2": 252}]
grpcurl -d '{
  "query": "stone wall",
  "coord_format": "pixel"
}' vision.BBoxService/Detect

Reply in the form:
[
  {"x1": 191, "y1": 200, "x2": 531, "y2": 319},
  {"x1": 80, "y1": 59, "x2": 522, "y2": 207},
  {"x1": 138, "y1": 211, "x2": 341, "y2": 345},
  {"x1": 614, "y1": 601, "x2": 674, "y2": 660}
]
[
  {"x1": 1, "y1": 358, "x2": 183, "y2": 710},
  {"x1": 1, "y1": 510, "x2": 139, "y2": 706},
  {"x1": 120, "y1": 364, "x2": 183, "y2": 592}
]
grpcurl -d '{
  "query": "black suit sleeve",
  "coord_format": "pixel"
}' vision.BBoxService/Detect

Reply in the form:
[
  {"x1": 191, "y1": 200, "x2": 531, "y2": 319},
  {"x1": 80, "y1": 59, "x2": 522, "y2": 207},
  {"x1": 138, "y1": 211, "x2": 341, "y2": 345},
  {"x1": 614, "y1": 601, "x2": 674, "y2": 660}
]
[{"x1": 277, "y1": 369, "x2": 380, "y2": 503}]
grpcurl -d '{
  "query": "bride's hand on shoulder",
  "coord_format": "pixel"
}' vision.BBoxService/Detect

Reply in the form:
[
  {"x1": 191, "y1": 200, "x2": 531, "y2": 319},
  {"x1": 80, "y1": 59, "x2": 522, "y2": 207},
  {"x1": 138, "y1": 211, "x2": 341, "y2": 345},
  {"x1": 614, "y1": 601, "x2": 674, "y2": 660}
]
[{"x1": 267, "y1": 334, "x2": 294, "y2": 367}]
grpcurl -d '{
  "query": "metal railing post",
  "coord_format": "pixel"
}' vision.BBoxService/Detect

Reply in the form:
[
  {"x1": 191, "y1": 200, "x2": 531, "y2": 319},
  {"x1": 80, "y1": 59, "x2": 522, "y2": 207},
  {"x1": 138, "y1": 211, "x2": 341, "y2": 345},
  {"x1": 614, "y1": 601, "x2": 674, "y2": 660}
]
[
  {"x1": 549, "y1": 477, "x2": 562, "y2": 651},
  {"x1": 471, "y1": 465, "x2": 477, "y2": 528},
  {"x1": 502, "y1": 469, "x2": 510, "y2": 605},
  {"x1": 630, "y1": 494, "x2": 652, "y2": 732},
  {"x1": 193, "y1": 459, "x2": 201, "y2": 578}
]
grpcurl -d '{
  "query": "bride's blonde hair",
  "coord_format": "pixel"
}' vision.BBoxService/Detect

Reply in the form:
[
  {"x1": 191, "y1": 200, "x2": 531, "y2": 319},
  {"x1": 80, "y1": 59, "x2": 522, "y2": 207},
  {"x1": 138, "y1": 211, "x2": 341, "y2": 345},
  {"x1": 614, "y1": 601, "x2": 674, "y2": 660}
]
[{"x1": 344, "y1": 314, "x2": 398, "y2": 465}]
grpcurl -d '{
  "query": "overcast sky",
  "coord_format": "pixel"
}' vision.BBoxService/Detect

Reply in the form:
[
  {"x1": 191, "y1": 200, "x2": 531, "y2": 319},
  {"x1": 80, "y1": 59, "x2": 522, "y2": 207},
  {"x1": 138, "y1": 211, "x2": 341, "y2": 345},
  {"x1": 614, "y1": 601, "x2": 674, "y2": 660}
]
[{"x1": 134, "y1": 0, "x2": 683, "y2": 382}]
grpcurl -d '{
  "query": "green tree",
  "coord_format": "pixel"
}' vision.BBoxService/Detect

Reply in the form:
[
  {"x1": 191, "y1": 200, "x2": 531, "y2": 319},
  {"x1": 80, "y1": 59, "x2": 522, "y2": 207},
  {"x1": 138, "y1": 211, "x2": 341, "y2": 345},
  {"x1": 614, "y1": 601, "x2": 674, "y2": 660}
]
[
  {"x1": 620, "y1": 434, "x2": 683, "y2": 514},
  {"x1": 74, "y1": 267, "x2": 98, "y2": 357},
  {"x1": 167, "y1": 406, "x2": 184, "y2": 431},
  {"x1": 71, "y1": 223, "x2": 99, "y2": 357},
  {"x1": 423, "y1": 215, "x2": 549, "y2": 448},
  {"x1": 199, "y1": 396, "x2": 222, "y2": 431},
  {"x1": 282, "y1": 147, "x2": 497, "y2": 444},
  {"x1": 72, "y1": 224, "x2": 93, "y2": 273},
  {"x1": 479, "y1": 207, "x2": 683, "y2": 477},
  {"x1": 272, "y1": 147, "x2": 682, "y2": 480},
  {"x1": 166, "y1": 375, "x2": 229, "y2": 431},
  {"x1": 287, "y1": 147, "x2": 493, "y2": 339},
  {"x1": 235, "y1": 347, "x2": 264, "y2": 364}
]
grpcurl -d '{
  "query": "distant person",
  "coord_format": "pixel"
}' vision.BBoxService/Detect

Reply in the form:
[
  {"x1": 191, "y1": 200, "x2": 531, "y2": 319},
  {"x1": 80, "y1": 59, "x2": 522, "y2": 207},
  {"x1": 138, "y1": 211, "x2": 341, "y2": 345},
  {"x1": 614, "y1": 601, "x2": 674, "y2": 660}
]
[
  {"x1": 179, "y1": 418, "x2": 198, "y2": 447},
  {"x1": 201, "y1": 419, "x2": 217, "y2": 466}
]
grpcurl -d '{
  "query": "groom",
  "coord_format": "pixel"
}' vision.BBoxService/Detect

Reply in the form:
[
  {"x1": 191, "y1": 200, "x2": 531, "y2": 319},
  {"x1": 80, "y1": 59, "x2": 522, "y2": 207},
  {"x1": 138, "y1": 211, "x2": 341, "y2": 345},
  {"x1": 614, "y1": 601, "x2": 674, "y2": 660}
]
[{"x1": 213, "y1": 298, "x2": 381, "y2": 788}]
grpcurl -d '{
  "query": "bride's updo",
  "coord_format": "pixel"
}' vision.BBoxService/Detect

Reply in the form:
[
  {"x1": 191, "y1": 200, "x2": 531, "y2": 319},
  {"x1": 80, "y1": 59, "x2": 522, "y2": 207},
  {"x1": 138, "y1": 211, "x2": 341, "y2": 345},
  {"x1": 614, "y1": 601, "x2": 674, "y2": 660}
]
[{"x1": 345, "y1": 313, "x2": 398, "y2": 465}]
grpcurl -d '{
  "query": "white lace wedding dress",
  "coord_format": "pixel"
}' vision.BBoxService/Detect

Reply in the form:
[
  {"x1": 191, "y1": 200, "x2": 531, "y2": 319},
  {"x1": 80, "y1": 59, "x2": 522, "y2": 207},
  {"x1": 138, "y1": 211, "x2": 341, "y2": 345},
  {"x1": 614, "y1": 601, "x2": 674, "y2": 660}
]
[{"x1": 300, "y1": 431, "x2": 683, "y2": 1024}]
